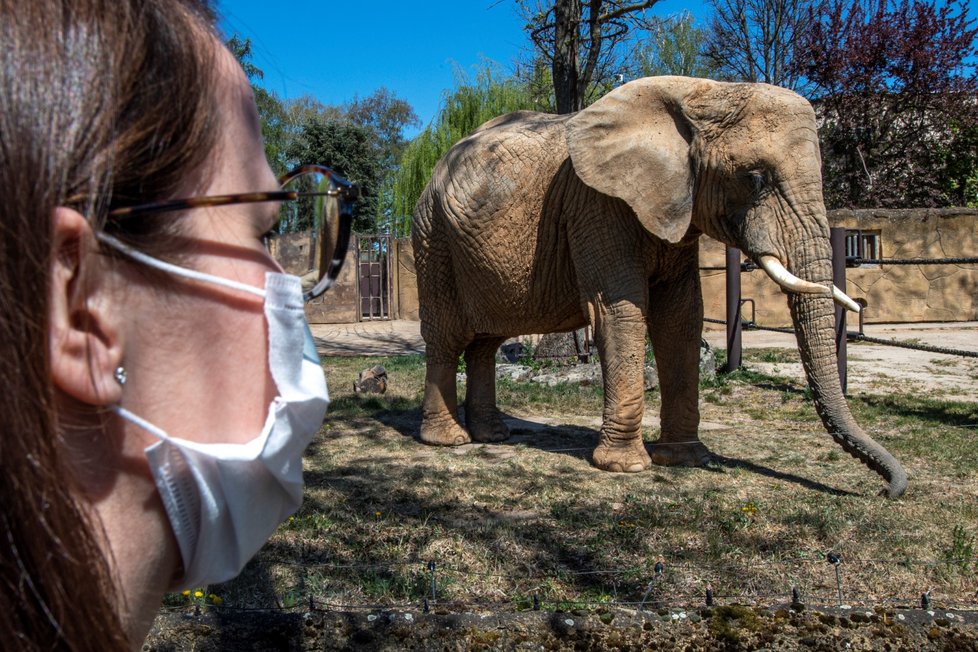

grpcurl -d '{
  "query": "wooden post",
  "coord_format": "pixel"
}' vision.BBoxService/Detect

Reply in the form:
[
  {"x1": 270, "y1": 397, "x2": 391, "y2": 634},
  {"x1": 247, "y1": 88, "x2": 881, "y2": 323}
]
[
  {"x1": 725, "y1": 247, "x2": 742, "y2": 373},
  {"x1": 831, "y1": 227, "x2": 848, "y2": 394}
]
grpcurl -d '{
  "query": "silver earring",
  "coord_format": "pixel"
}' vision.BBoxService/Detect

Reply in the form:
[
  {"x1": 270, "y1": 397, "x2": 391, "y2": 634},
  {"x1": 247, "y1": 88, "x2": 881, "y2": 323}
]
[{"x1": 114, "y1": 366, "x2": 127, "y2": 386}]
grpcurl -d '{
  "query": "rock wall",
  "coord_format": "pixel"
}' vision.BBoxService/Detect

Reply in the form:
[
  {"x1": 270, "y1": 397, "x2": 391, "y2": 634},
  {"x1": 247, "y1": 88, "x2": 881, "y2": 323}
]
[
  {"x1": 701, "y1": 208, "x2": 978, "y2": 329},
  {"x1": 270, "y1": 233, "x2": 418, "y2": 324},
  {"x1": 280, "y1": 209, "x2": 976, "y2": 327}
]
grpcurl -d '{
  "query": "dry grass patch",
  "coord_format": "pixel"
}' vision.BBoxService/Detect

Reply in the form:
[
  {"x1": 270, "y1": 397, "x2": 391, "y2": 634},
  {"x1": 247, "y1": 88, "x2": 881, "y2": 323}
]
[{"x1": 179, "y1": 352, "x2": 978, "y2": 614}]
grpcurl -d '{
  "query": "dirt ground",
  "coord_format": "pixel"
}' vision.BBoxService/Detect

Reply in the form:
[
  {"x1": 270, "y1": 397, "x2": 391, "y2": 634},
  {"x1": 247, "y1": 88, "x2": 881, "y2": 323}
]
[
  {"x1": 147, "y1": 604, "x2": 978, "y2": 651},
  {"x1": 145, "y1": 321, "x2": 977, "y2": 651},
  {"x1": 312, "y1": 319, "x2": 978, "y2": 402},
  {"x1": 702, "y1": 322, "x2": 978, "y2": 403}
]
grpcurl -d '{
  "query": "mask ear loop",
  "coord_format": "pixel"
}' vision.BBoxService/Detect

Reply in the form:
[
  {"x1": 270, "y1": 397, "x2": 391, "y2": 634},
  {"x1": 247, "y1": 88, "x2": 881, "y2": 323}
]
[
  {"x1": 109, "y1": 405, "x2": 174, "y2": 443},
  {"x1": 96, "y1": 232, "x2": 266, "y2": 299}
]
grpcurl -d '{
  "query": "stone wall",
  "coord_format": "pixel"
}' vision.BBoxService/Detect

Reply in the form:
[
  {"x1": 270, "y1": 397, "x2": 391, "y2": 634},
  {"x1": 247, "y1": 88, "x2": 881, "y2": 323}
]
[
  {"x1": 270, "y1": 232, "x2": 418, "y2": 324},
  {"x1": 394, "y1": 239, "x2": 419, "y2": 321},
  {"x1": 280, "y1": 209, "x2": 975, "y2": 326},
  {"x1": 701, "y1": 208, "x2": 978, "y2": 329}
]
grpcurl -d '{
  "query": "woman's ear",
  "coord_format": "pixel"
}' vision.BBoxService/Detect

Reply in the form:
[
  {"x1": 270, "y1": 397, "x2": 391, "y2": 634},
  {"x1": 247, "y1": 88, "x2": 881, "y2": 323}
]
[{"x1": 49, "y1": 207, "x2": 125, "y2": 406}]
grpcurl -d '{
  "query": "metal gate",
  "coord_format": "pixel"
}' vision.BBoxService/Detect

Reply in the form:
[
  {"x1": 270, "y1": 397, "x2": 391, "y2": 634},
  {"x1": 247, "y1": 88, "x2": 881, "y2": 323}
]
[{"x1": 357, "y1": 235, "x2": 391, "y2": 321}]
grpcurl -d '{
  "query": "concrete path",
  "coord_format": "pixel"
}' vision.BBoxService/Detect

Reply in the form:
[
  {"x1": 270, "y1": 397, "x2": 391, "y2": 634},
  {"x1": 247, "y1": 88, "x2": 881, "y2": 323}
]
[
  {"x1": 311, "y1": 320, "x2": 978, "y2": 402},
  {"x1": 310, "y1": 320, "x2": 425, "y2": 357},
  {"x1": 312, "y1": 320, "x2": 976, "y2": 357}
]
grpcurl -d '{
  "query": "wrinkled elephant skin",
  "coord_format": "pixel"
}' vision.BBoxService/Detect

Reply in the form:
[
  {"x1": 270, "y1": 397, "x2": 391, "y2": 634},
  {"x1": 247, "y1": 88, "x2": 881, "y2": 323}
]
[{"x1": 412, "y1": 76, "x2": 907, "y2": 498}]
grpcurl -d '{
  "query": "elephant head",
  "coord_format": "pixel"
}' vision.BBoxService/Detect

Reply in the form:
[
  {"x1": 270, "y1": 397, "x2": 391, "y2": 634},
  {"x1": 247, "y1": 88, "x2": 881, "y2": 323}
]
[{"x1": 566, "y1": 77, "x2": 907, "y2": 498}]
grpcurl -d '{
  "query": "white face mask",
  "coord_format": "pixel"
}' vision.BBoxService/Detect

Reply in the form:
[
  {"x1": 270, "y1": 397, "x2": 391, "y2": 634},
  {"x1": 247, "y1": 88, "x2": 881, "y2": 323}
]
[{"x1": 97, "y1": 233, "x2": 330, "y2": 590}]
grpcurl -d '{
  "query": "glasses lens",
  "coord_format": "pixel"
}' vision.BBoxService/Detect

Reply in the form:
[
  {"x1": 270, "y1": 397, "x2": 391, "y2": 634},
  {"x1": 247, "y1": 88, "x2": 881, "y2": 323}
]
[{"x1": 278, "y1": 171, "x2": 342, "y2": 299}]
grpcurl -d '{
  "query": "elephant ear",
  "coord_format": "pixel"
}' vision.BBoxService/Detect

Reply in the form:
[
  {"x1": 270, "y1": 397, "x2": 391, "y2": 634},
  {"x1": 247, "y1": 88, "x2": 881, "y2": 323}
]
[{"x1": 566, "y1": 77, "x2": 702, "y2": 244}]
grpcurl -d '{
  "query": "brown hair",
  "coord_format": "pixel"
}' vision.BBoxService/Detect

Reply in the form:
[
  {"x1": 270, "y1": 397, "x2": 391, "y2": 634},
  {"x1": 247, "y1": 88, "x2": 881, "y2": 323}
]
[{"x1": 0, "y1": 0, "x2": 220, "y2": 649}]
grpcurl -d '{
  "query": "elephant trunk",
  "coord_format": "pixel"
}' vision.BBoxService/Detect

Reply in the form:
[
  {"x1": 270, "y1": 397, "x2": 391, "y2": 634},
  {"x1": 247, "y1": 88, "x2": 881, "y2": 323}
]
[{"x1": 786, "y1": 241, "x2": 908, "y2": 498}]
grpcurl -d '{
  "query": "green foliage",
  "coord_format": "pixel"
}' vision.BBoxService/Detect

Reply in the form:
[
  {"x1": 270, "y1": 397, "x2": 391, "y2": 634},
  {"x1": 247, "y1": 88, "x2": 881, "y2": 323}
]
[
  {"x1": 226, "y1": 35, "x2": 263, "y2": 81},
  {"x1": 943, "y1": 525, "x2": 976, "y2": 572},
  {"x1": 286, "y1": 118, "x2": 381, "y2": 233},
  {"x1": 226, "y1": 36, "x2": 291, "y2": 175},
  {"x1": 226, "y1": 34, "x2": 419, "y2": 232},
  {"x1": 939, "y1": 120, "x2": 978, "y2": 207},
  {"x1": 390, "y1": 65, "x2": 541, "y2": 237}
]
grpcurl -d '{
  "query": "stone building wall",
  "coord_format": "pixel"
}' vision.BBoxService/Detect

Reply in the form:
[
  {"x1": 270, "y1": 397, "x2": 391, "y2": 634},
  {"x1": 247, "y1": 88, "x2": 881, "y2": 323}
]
[
  {"x1": 278, "y1": 209, "x2": 975, "y2": 326},
  {"x1": 395, "y1": 239, "x2": 419, "y2": 321},
  {"x1": 700, "y1": 208, "x2": 978, "y2": 329},
  {"x1": 270, "y1": 232, "x2": 418, "y2": 324}
]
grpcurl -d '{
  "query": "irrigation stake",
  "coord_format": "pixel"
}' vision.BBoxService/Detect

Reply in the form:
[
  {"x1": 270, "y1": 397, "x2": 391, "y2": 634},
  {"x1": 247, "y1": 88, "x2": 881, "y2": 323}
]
[
  {"x1": 640, "y1": 561, "x2": 666, "y2": 611},
  {"x1": 705, "y1": 586, "x2": 714, "y2": 607},
  {"x1": 427, "y1": 560, "x2": 437, "y2": 603},
  {"x1": 827, "y1": 553, "x2": 843, "y2": 605}
]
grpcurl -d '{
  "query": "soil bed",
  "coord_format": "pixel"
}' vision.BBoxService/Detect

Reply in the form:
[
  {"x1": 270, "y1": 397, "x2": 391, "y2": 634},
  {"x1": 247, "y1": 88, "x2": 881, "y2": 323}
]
[{"x1": 148, "y1": 604, "x2": 978, "y2": 650}]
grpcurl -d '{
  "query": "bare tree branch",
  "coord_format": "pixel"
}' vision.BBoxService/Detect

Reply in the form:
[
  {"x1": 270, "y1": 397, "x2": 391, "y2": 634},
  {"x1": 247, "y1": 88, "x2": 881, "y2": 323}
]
[{"x1": 519, "y1": 0, "x2": 662, "y2": 113}]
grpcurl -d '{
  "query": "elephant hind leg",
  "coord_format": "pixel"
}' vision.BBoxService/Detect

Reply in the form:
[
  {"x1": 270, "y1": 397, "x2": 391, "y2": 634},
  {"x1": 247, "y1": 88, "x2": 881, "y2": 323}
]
[
  {"x1": 419, "y1": 360, "x2": 471, "y2": 446},
  {"x1": 464, "y1": 337, "x2": 510, "y2": 443}
]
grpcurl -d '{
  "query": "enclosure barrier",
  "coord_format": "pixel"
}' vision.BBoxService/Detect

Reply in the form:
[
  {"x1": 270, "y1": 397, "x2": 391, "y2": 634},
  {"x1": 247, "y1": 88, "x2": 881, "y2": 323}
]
[
  {"x1": 710, "y1": 228, "x2": 978, "y2": 391},
  {"x1": 163, "y1": 553, "x2": 978, "y2": 617}
]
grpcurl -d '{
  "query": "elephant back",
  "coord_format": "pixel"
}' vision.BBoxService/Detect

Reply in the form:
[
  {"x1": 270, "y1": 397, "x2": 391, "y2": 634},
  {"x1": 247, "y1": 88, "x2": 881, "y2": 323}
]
[{"x1": 416, "y1": 111, "x2": 584, "y2": 335}]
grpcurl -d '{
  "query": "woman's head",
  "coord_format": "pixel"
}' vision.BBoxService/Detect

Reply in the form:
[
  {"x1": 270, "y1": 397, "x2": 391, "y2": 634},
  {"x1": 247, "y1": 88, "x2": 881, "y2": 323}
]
[{"x1": 0, "y1": 0, "x2": 226, "y2": 648}]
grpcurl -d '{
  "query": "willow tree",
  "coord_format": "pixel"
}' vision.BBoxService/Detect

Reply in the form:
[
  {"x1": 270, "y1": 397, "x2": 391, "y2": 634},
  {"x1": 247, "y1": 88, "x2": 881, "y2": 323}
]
[{"x1": 389, "y1": 68, "x2": 539, "y2": 237}]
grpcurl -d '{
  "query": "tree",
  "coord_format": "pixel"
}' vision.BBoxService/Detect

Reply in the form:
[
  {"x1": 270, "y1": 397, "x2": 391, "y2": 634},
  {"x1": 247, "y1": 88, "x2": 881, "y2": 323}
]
[
  {"x1": 226, "y1": 36, "x2": 291, "y2": 174},
  {"x1": 637, "y1": 11, "x2": 716, "y2": 78},
  {"x1": 519, "y1": 0, "x2": 661, "y2": 113},
  {"x1": 227, "y1": 35, "x2": 422, "y2": 232},
  {"x1": 287, "y1": 119, "x2": 382, "y2": 233},
  {"x1": 390, "y1": 67, "x2": 540, "y2": 237},
  {"x1": 798, "y1": 0, "x2": 978, "y2": 207},
  {"x1": 704, "y1": 0, "x2": 818, "y2": 90},
  {"x1": 347, "y1": 88, "x2": 420, "y2": 168}
]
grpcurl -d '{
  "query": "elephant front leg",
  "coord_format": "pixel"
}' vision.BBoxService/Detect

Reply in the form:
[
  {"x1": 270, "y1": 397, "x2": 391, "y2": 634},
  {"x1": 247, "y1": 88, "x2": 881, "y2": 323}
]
[
  {"x1": 464, "y1": 337, "x2": 510, "y2": 442},
  {"x1": 420, "y1": 346, "x2": 471, "y2": 447},
  {"x1": 590, "y1": 300, "x2": 653, "y2": 473},
  {"x1": 646, "y1": 263, "x2": 712, "y2": 467}
]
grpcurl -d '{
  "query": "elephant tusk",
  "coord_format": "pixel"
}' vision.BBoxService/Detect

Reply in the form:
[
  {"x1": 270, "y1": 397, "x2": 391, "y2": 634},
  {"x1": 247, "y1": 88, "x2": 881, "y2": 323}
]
[
  {"x1": 758, "y1": 255, "x2": 831, "y2": 296},
  {"x1": 758, "y1": 256, "x2": 862, "y2": 313},
  {"x1": 833, "y1": 285, "x2": 861, "y2": 313}
]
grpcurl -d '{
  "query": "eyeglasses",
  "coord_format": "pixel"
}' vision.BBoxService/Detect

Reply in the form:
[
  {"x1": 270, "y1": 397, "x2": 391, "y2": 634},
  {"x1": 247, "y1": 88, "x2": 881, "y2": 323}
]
[{"x1": 107, "y1": 164, "x2": 358, "y2": 302}]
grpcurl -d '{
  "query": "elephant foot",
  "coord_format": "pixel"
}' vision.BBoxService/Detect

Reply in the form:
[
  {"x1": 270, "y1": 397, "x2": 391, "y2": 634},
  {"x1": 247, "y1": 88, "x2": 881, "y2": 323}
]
[
  {"x1": 592, "y1": 440, "x2": 652, "y2": 473},
  {"x1": 466, "y1": 408, "x2": 511, "y2": 443},
  {"x1": 649, "y1": 438, "x2": 713, "y2": 467},
  {"x1": 419, "y1": 415, "x2": 471, "y2": 447}
]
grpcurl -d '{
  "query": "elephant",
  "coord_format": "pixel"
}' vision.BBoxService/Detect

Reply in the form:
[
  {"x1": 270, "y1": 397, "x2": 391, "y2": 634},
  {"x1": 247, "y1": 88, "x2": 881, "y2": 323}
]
[{"x1": 411, "y1": 76, "x2": 907, "y2": 499}]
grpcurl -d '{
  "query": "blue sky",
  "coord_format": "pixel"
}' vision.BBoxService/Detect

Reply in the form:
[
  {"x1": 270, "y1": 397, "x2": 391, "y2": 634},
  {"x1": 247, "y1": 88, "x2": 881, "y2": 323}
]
[{"x1": 216, "y1": 1, "x2": 706, "y2": 132}]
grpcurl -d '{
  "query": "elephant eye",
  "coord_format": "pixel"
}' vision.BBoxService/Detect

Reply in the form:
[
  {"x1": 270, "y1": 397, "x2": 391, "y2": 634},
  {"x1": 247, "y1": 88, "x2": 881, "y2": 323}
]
[{"x1": 748, "y1": 170, "x2": 770, "y2": 199}]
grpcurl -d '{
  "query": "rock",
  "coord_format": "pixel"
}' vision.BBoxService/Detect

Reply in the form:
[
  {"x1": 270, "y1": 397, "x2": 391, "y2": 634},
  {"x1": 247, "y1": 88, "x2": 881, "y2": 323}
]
[
  {"x1": 495, "y1": 364, "x2": 534, "y2": 382},
  {"x1": 353, "y1": 365, "x2": 388, "y2": 394},
  {"x1": 644, "y1": 364, "x2": 659, "y2": 391},
  {"x1": 497, "y1": 341, "x2": 526, "y2": 363},
  {"x1": 534, "y1": 329, "x2": 591, "y2": 362},
  {"x1": 700, "y1": 339, "x2": 717, "y2": 383}
]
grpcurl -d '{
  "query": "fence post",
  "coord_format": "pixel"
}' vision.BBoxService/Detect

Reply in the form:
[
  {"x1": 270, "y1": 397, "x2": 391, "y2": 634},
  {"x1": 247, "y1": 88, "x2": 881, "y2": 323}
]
[
  {"x1": 830, "y1": 228, "x2": 848, "y2": 394},
  {"x1": 725, "y1": 247, "x2": 743, "y2": 373}
]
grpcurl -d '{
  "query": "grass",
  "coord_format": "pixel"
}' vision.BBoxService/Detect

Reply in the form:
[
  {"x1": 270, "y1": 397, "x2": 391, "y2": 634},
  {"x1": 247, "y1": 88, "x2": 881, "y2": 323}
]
[{"x1": 186, "y1": 352, "x2": 978, "y2": 614}]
